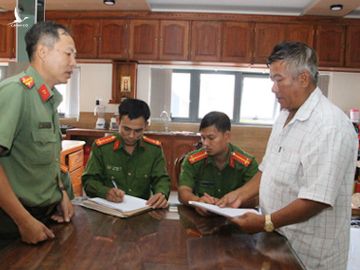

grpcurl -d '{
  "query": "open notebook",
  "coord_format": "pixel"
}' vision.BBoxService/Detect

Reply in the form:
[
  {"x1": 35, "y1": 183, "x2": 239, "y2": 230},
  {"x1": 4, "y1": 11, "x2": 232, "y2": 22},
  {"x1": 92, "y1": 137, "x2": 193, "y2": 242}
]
[
  {"x1": 189, "y1": 201, "x2": 259, "y2": 218},
  {"x1": 81, "y1": 195, "x2": 151, "y2": 218}
]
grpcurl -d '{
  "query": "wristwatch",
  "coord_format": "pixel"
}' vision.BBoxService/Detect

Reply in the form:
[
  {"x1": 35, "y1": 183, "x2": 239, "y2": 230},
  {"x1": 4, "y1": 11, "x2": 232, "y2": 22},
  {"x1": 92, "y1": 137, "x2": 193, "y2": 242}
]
[{"x1": 264, "y1": 214, "x2": 274, "y2": 232}]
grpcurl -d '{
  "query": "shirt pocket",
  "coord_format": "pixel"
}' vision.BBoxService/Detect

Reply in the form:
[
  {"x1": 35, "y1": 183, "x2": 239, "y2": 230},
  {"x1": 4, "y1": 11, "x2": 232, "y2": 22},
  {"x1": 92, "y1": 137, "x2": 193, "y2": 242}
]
[
  {"x1": 31, "y1": 129, "x2": 57, "y2": 165},
  {"x1": 195, "y1": 178, "x2": 215, "y2": 196},
  {"x1": 133, "y1": 168, "x2": 151, "y2": 189},
  {"x1": 273, "y1": 150, "x2": 302, "y2": 188}
]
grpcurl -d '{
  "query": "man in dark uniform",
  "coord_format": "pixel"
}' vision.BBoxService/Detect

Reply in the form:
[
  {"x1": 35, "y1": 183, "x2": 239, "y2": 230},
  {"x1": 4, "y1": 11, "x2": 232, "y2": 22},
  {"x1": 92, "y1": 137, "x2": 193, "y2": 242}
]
[
  {"x1": 0, "y1": 21, "x2": 77, "y2": 245},
  {"x1": 178, "y1": 111, "x2": 258, "y2": 215},
  {"x1": 82, "y1": 99, "x2": 170, "y2": 209}
]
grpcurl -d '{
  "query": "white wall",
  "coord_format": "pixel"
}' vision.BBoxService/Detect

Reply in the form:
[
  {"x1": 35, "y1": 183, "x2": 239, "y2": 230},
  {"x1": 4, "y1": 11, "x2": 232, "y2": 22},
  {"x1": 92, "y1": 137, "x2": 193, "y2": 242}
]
[
  {"x1": 327, "y1": 72, "x2": 360, "y2": 115},
  {"x1": 78, "y1": 63, "x2": 118, "y2": 114}
]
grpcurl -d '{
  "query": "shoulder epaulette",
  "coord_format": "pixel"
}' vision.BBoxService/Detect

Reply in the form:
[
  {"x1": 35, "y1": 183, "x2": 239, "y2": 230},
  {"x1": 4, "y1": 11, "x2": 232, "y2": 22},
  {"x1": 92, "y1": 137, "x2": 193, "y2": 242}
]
[
  {"x1": 143, "y1": 136, "x2": 161, "y2": 147},
  {"x1": 188, "y1": 149, "x2": 208, "y2": 165},
  {"x1": 230, "y1": 151, "x2": 252, "y2": 167},
  {"x1": 19, "y1": 75, "x2": 35, "y2": 89},
  {"x1": 95, "y1": 135, "x2": 116, "y2": 146}
]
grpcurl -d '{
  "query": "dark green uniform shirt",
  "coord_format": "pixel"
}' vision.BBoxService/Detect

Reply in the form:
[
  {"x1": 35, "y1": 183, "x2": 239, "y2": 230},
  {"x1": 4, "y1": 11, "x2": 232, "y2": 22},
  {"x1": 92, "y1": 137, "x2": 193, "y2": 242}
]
[
  {"x1": 0, "y1": 66, "x2": 65, "y2": 207},
  {"x1": 82, "y1": 134, "x2": 171, "y2": 200},
  {"x1": 179, "y1": 143, "x2": 258, "y2": 198}
]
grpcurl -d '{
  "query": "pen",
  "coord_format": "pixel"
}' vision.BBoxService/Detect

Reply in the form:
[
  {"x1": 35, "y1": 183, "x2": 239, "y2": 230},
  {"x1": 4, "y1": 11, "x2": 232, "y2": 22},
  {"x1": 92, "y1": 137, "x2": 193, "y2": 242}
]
[{"x1": 111, "y1": 180, "x2": 118, "y2": 189}]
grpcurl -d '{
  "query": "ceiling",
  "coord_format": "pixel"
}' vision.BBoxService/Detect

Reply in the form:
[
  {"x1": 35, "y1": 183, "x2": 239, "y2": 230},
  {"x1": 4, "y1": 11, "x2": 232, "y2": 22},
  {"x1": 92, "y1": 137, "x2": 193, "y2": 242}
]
[{"x1": 0, "y1": 0, "x2": 359, "y2": 18}]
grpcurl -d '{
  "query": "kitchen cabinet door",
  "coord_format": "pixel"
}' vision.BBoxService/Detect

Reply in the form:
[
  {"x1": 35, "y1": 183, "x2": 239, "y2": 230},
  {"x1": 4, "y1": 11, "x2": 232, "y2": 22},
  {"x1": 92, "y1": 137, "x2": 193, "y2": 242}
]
[
  {"x1": 286, "y1": 24, "x2": 314, "y2": 46},
  {"x1": 129, "y1": 20, "x2": 159, "y2": 60},
  {"x1": 0, "y1": 20, "x2": 15, "y2": 59},
  {"x1": 253, "y1": 23, "x2": 286, "y2": 64},
  {"x1": 191, "y1": 21, "x2": 222, "y2": 62},
  {"x1": 159, "y1": 20, "x2": 189, "y2": 61},
  {"x1": 70, "y1": 19, "x2": 99, "y2": 59},
  {"x1": 315, "y1": 24, "x2": 345, "y2": 67},
  {"x1": 345, "y1": 25, "x2": 360, "y2": 68},
  {"x1": 99, "y1": 19, "x2": 129, "y2": 59},
  {"x1": 222, "y1": 22, "x2": 253, "y2": 63}
]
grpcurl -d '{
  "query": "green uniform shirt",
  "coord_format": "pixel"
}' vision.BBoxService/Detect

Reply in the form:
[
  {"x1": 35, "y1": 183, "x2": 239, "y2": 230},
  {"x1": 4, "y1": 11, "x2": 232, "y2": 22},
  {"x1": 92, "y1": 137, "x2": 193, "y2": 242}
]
[
  {"x1": 82, "y1": 134, "x2": 171, "y2": 200},
  {"x1": 0, "y1": 66, "x2": 64, "y2": 207},
  {"x1": 179, "y1": 143, "x2": 258, "y2": 198}
]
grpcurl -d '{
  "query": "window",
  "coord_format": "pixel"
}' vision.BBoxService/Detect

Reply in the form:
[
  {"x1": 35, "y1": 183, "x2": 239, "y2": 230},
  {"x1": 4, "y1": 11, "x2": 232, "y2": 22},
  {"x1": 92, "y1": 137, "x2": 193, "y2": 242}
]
[
  {"x1": 0, "y1": 65, "x2": 8, "y2": 81},
  {"x1": 57, "y1": 67, "x2": 80, "y2": 119},
  {"x1": 169, "y1": 68, "x2": 278, "y2": 125},
  {"x1": 240, "y1": 76, "x2": 279, "y2": 124}
]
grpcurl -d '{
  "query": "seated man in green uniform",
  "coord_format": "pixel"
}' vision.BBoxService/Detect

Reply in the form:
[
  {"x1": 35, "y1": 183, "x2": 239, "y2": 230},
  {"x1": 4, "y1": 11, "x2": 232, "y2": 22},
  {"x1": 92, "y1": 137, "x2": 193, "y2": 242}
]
[
  {"x1": 178, "y1": 111, "x2": 258, "y2": 215},
  {"x1": 0, "y1": 21, "x2": 76, "y2": 245},
  {"x1": 82, "y1": 98, "x2": 170, "y2": 209}
]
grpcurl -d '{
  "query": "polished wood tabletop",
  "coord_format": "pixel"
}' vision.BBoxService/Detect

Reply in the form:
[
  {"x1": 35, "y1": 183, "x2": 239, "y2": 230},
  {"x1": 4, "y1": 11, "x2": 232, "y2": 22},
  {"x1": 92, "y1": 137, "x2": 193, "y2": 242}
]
[{"x1": 0, "y1": 205, "x2": 305, "y2": 270}]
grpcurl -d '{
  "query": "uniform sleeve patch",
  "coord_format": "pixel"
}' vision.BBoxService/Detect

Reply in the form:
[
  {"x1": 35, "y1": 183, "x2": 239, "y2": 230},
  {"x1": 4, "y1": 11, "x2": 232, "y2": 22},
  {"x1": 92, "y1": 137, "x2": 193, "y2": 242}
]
[
  {"x1": 143, "y1": 136, "x2": 162, "y2": 146},
  {"x1": 230, "y1": 151, "x2": 251, "y2": 167},
  {"x1": 20, "y1": 76, "x2": 35, "y2": 89},
  {"x1": 188, "y1": 150, "x2": 208, "y2": 165},
  {"x1": 95, "y1": 135, "x2": 117, "y2": 146}
]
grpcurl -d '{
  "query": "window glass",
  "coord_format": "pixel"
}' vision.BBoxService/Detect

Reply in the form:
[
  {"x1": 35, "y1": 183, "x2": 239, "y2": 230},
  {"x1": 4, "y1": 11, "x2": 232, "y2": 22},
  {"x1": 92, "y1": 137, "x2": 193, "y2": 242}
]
[
  {"x1": 198, "y1": 73, "x2": 235, "y2": 119},
  {"x1": 171, "y1": 72, "x2": 191, "y2": 118},
  {"x1": 57, "y1": 67, "x2": 80, "y2": 119},
  {"x1": 240, "y1": 76, "x2": 278, "y2": 124}
]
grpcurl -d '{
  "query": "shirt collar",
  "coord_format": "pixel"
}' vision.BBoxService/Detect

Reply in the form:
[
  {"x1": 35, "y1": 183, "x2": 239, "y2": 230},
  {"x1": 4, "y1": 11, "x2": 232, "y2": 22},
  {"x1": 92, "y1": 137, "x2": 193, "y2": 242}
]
[
  {"x1": 286, "y1": 87, "x2": 322, "y2": 125},
  {"x1": 206, "y1": 143, "x2": 233, "y2": 167},
  {"x1": 115, "y1": 134, "x2": 144, "y2": 152}
]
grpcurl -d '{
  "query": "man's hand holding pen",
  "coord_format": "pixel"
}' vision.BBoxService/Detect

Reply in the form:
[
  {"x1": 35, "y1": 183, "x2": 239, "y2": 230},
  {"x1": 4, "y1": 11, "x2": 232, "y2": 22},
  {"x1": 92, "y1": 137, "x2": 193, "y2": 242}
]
[{"x1": 106, "y1": 180, "x2": 125, "y2": 202}]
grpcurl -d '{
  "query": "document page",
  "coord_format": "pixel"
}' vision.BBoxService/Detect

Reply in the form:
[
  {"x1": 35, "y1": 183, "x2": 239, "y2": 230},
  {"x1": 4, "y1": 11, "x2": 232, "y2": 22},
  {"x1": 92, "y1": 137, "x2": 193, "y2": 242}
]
[
  {"x1": 189, "y1": 201, "x2": 259, "y2": 218},
  {"x1": 89, "y1": 195, "x2": 148, "y2": 212}
]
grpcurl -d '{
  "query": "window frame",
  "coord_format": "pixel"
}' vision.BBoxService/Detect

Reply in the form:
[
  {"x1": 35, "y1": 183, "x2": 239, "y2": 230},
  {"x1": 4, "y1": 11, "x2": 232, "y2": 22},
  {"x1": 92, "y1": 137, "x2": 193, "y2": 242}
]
[{"x1": 170, "y1": 69, "x2": 274, "y2": 125}]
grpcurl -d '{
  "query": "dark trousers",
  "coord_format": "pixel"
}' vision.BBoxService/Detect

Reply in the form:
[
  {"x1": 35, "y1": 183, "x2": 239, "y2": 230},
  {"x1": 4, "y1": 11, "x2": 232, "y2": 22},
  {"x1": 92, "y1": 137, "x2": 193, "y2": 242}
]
[{"x1": 0, "y1": 203, "x2": 57, "y2": 240}]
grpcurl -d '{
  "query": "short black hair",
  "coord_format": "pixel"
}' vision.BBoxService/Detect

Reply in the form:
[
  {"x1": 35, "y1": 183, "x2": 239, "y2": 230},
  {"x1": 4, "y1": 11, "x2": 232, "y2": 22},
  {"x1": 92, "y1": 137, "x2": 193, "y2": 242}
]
[
  {"x1": 118, "y1": 98, "x2": 151, "y2": 121},
  {"x1": 199, "y1": 111, "x2": 231, "y2": 132},
  {"x1": 25, "y1": 21, "x2": 70, "y2": 61}
]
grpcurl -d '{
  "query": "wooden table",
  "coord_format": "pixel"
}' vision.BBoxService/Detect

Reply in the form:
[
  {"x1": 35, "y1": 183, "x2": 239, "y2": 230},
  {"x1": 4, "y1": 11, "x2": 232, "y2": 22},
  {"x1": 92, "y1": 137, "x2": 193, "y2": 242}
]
[{"x1": 0, "y1": 205, "x2": 305, "y2": 270}]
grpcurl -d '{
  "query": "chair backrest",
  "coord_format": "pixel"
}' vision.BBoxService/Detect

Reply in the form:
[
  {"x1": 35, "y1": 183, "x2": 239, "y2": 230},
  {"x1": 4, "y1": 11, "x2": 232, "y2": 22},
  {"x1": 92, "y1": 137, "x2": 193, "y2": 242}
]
[{"x1": 174, "y1": 154, "x2": 186, "y2": 187}]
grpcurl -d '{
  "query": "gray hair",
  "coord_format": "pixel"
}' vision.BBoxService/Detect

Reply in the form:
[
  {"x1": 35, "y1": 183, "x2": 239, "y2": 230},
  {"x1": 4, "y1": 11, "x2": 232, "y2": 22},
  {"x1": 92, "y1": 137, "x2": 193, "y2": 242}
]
[{"x1": 267, "y1": 41, "x2": 319, "y2": 84}]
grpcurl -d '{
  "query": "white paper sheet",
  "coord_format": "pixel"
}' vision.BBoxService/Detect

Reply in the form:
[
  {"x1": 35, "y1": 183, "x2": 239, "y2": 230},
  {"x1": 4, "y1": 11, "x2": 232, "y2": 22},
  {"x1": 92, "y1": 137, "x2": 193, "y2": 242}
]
[
  {"x1": 89, "y1": 195, "x2": 148, "y2": 212},
  {"x1": 189, "y1": 201, "x2": 259, "y2": 218}
]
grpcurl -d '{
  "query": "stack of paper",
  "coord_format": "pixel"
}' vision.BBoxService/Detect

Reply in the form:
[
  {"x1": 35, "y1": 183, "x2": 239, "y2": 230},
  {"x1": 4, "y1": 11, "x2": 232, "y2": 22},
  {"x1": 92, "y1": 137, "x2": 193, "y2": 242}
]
[{"x1": 81, "y1": 195, "x2": 151, "y2": 218}]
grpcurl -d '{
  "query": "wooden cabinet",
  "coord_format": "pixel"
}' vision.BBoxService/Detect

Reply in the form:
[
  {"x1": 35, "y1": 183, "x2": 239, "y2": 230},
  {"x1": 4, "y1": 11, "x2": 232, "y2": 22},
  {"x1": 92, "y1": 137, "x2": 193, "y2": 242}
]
[
  {"x1": 345, "y1": 25, "x2": 360, "y2": 68},
  {"x1": 70, "y1": 19, "x2": 100, "y2": 58},
  {"x1": 0, "y1": 20, "x2": 15, "y2": 59},
  {"x1": 61, "y1": 141, "x2": 85, "y2": 197},
  {"x1": 286, "y1": 24, "x2": 314, "y2": 46},
  {"x1": 98, "y1": 19, "x2": 129, "y2": 59},
  {"x1": 315, "y1": 25, "x2": 345, "y2": 67},
  {"x1": 191, "y1": 21, "x2": 222, "y2": 61},
  {"x1": 65, "y1": 129, "x2": 200, "y2": 190},
  {"x1": 254, "y1": 23, "x2": 315, "y2": 64},
  {"x1": 222, "y1": 22, "x2": 253, "y2": 63},
  {"x1": 129, "y1": 20, "x2": 159, "y2": 60},
  {"x1": 159, "y1": 20, "x2": 189, "y2": 61},
  {"x1": 253, "y1": 23, "x2": 286, "y2": 64}
]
